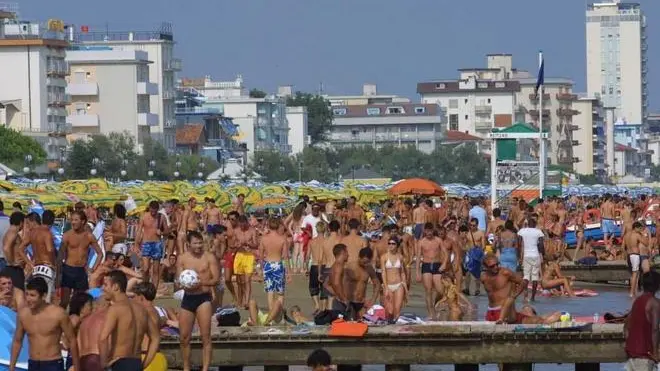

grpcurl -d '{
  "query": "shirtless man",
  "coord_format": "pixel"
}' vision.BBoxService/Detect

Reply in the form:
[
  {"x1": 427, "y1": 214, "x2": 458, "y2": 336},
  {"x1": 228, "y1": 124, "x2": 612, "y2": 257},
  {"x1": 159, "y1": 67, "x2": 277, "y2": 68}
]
[
  {"x1": 600, "y1": 194, "x2": 617, "y2": 254},
  {"x1": 99, "y1": 270, "x2": 159, "y2": 371},
  {"x1": 481, "y1": 254, "x2": 560, "y2": 324},
  {"x1": 415, "y1": 223, "x2": 449, "y2": 319},
  {"x1": 344, "y1": 247, "x2": 379, "y2": 320},
  {"x1": 626, "y1": 221, "x2": 644, "y2": 297},
  {"x1": 233, "y1": 215, "x2": 258, "y2": 308},
  {"x1": 77, "y1": 294, "x2": 110, "y2": 371},
  {"x1": 59, "y1": 211, "x2": 103, "y2": 309},
  {"x1": 486, "y1": 208, "x2": 505, "y2": 246},
  {"x1": 18, "y1": 213, "x2": 56, "y2": 303},
  {"x1": 412, "y1": 201, "x2": 428, "y2": 241},
  {"x1": 136, "y1": 201, "x2": 168, "y2": 289},
  {"x1": 464, "y1": 217, "x2": 486, "y2": 296},
  {"x1": 308, "y1": 221, "x2": 327, "y2": 312},
  {"x1": 233, "y1": 194, "x2": 246, "y2": 215},
  {"x1": 163, "y1": 200, "x2": 180, "y2": 257},
  {"x1": 344, "y1": 197, "x2": 365, "y2": 230},
  {"x1": 324, "y1": 244, "x2": 349, "y2": 314},
  {"x1": 258, "y1": 218, "x2": 289, "y2": 312},
  {"x1": 344, "y1": 219, "x2": 368, "y2": 263},
  {"x1": 202, "y1": 199, "x2": 223, "y2": 234},
  {"x1": 320, "y1": 220, "x2": 342, "y2": 309},
  {"x1": 2, "y1": 212, "x2": 26, "y2": 298},
  {"x1": 221, "y1": 211, "x2": 240, "y2": 305},
  {"x1": 10, "y1": 277, "x2": 79, "y2": 371},
  {"x1": 508, "y1": 200, "x2": 527, "y2": 229},
  {"x1": 0, "y1": 271, "x2": 23, "y2": 310},
  {"x1": 178, "y1": 198, "x2": 199, "y2": 254},
  {"x1": 176, "y1": 231, "x2": 219, "y2": 371}
]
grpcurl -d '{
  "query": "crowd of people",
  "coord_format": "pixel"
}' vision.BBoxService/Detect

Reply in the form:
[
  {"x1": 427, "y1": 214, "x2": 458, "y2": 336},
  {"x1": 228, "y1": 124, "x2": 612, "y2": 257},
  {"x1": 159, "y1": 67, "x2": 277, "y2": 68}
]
[{"x1": 0, "y1": 191, "x2": 657, "y2": 371}]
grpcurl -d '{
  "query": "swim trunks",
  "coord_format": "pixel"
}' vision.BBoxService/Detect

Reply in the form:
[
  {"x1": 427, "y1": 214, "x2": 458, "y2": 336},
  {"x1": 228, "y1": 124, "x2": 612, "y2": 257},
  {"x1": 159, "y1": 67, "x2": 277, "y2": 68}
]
[
  {"x1": 319, "y1": 266, "x2": 332, "y2": 300},
  {"x1": 421, "y1": 262, "x2": 442, "y2": 275},
  {"x1": 485, "y1": 306, "x2": 527, "y2": 324},
  {"x1": 111, "y1": 243, "x2": 128, "y2": 255},
  {"x1": 309, "y1": 265, "x2": 321, "y2": 297},
  {"x1": 413, "y1": 223, "x2": 424, "y2": 240},
  {"x1": 629, "y1": 253, "x2": 641, "y2": 272},
  {"x1": 181, "y1": 292, "x2": 212, "y2": 313},
  {"x1": 233, "y1": 251, "x2": 254, "y2": 275},
  {"x1": 206, "y1": 224, "x2": 221, "y2": 234},
  {"x1": 31, "y1": 265, "x2": 55, "y2": 303},
  {"x1": 61, "y1": 263, "x2": 89, "y2": 291},
  {"x1": 263, "y1": 261, "x2": 285, "y2": 293},
  {"x1": 108, "y1": 357, "x2": 143, "y2": 371},
  {"x1": 80, "y1": 354, "x2": 102, "y2": 371},
  {"x1": 28, "y1": 358, "x2": 64, "y2": 371},
  {"x1": 601, "y1": 218, "x2": 616, "y2": 235},
  {"x1": 223, "y1": 251, "x2": 235, "y2": 270},
  {"x1": 141, "y1": 241, "x2": 164, "y2": 260}
]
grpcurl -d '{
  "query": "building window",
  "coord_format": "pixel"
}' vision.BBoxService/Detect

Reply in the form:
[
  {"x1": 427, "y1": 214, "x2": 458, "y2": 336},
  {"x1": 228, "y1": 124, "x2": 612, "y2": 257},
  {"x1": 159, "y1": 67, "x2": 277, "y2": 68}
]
[
  {"x1": 449, "y1": 114, "x2": 458, "y2": 131},
  {"x1": 465, "y1": 115, "x2": 468, "y2": 120},
  {"x1": 75, "y1": 103, "x2": 86, "y2": 115},
  {"x1": 366, "y1": 107, "x2": 380, "y2": 116},
  {"x1": 386, "y1": 107, "x2": 404, "y2": 114},
  {"x1": 449, "y1": 99, "x2": 458, "y2": 109},
  {"x1": 414, "y1": 107, "x2": 426, "y2": 114},
  {"x1": 464, "y1": 98, "x2": 468, "y2": 104},
  {"x1": 487, "y1": 98, "x2": 491, "y2": 104},
  {"x1": 333, "y1": 108, "x2": 347, "y2": 116},
  {"x1": 478, "y1": 82, "x2": 488, "y2": 89},
  {"x1": 435, "y1": 83, "x2": 445, "y2": 89},
  {"x1": 495, "y1": 82, "x2": 505, "y2": 88}
]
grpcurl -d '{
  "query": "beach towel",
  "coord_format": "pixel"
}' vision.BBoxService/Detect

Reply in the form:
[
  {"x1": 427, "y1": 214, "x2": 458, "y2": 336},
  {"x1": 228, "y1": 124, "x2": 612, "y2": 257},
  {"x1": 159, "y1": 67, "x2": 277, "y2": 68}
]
[
  {"x1": 463, "y1": 247, "x2": 484, "y2": 278},
  {"x1": 328, "y1": 319, "x2": 368, "y2": 337}
]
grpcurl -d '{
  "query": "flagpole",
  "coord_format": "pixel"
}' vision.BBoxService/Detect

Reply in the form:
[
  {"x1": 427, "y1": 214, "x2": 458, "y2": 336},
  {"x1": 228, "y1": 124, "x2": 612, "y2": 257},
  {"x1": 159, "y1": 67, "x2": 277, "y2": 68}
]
[{"x1": 538, "y1": 50, "x2": 545, "y2": 199}]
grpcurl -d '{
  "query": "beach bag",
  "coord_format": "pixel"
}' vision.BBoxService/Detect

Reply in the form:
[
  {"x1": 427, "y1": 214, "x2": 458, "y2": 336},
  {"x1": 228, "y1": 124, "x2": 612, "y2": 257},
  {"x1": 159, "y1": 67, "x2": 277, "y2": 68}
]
[
  {"x1": 328, "y1": 318, "x2": 368, "y2": 337},
  {"x1": 314, "y1": 309, "x2": 340, "y2": 325}
]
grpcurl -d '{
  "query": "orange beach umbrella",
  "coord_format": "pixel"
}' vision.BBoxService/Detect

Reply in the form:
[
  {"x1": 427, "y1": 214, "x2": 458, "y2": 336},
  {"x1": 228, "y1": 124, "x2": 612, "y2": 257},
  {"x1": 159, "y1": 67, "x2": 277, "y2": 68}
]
[{"x1": 388, "y1": 178, "x2": 445, "y2": 196}]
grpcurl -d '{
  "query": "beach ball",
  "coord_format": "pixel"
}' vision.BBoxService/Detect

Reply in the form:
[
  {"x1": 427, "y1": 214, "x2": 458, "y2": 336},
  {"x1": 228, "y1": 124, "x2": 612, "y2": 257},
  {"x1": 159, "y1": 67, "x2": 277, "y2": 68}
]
[
  {"x1": 178, "y1": 269, "x2": 199, "y2": 289},
  {"x1": 560, "y1": 311, "x2": 571, "y2": 322}
]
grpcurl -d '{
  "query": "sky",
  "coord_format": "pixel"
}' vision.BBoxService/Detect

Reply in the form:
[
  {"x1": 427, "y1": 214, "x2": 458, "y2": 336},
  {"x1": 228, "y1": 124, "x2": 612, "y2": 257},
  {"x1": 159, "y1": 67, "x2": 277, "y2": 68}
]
[{"x1": 20, "y1": 0, "x2": 660, "y2": 110}]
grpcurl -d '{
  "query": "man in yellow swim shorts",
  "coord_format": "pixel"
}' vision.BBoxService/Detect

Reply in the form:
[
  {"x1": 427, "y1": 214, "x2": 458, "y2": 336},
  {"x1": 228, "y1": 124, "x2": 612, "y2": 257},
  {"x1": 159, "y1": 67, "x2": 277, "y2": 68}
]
[{"x1": 233, "y1": 215, "x2": 259, "y2": 308}]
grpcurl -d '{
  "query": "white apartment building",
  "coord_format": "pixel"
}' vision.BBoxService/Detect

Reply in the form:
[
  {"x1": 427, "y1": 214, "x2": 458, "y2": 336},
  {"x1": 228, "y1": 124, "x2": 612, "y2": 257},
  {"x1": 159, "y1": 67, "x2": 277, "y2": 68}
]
[
  {"x1": 0, "y1": 5, "x2": 69, "y2": 162},
  {"x1": 179, "y1": 75, "x2": 246, "y2": 99},
  {"x1": 329, "y1": 103, "x2": 445, "y2": 154},
  {"x1": 323, "y1": 83, "x2": 410, "y2": 107},
  {"x1": 75, "y1": 24, "x2": 181, "y2": 151},
  {"x1": 418, "y1": 54, "x2": 580, "y2": 166},
  {"x1": 571, "y1": 96, "x2": 606, "y2": 176},
  {"x1": 65, "y1": 48, "x2": 158, "y2": 152},
  {"x1": 586, "y1": 1, "x2": 647, "y2": 124},
  {"x1": 285, "y1": 106, "x2": 308, "y2": 154}
]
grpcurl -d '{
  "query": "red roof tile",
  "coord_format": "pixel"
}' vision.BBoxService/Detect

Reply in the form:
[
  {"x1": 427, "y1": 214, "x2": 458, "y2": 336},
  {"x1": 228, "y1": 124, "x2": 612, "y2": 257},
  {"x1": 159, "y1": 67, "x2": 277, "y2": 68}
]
[
  {"x1": 614, "y1": 142, "x2": 637, "y2": 152},
  {"x1": 176, "y1": 124, "x2": 204, "y2": 145},
  {"x1": 444, "y1": 130, "x2": 483, "y2": 141}
]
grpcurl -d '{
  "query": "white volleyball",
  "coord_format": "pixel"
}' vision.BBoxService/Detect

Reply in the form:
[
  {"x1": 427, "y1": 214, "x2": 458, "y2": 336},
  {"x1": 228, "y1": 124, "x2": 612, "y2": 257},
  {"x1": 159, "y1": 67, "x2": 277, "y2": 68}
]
[{"x1": 178, "y1": 269, "x2": 200, "y2": 289}]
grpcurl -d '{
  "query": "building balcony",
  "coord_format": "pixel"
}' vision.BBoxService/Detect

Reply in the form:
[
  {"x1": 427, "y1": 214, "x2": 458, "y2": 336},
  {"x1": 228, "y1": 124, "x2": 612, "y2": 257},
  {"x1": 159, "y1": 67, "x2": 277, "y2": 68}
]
[
  {"x1": 528, "y1": 109, "x2": 550, "y2": 117},
  {"x1": 474, "y1": 105, "x2": 492, "y2": 115},
  {"x1": 138, "y1": 113, "x2": 159, "y2": 126},
  {"x1": 137, "y1": 82, "x2": 159, "y2": 95},
  {"x1": 175, "y1": 107, "x2": 221, "y2": 115},
  {"x1": 162, "y1": 90, "x2": 176, "y2": 99},
  {"x1": 66, "y1": 114, "x2": 99, "y2": 127},
  {"x1": 46, "y1": 77, "x2": 66, "y2": 88},
  {"x1": 529, "y1": 93, "x2": 550, "y2": 103},
  {"x1": 558, "y1": 139, "x2": 580, "y2": 147},
  {"x1": 572, "y1": 140, "x2": 580, "y2": 146},
  {"x1": 557, "y1": 108, "x2": 579, "y2": 116},
  {"x1": 278, "y1": 143, "x2": 292, "y2": 153},
  {"x1": 558, "y1": 156, "x2": 579, "y2": 164},
  {"x1": 556, "y1": 93, "x2": 578, "y2": 102},
  {"x1": 475, "y1": 121, "x2": 492, "y2": 131},
  {"x1": 66, "y1": 82, "x2": 99, "y2": 96},
  {"x1": 46, "y1": 62, "x2": 69, "y2": 77},
  {"x1": 567, "y1": 124, "x2": 579, "y2": 131},
  {"x1": 47, "y1": 93, "x2": 70, "y2": 106},
  {"x1": 164, "y1": 58, "x2": 182, "y2": 71}
]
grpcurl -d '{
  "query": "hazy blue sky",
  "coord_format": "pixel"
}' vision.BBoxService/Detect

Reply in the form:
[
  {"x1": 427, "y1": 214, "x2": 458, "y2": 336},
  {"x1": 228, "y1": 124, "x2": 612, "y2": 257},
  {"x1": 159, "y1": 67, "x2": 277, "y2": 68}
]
[{"x1": 21, "y1": 0, "x2": 659, "y2": 109}]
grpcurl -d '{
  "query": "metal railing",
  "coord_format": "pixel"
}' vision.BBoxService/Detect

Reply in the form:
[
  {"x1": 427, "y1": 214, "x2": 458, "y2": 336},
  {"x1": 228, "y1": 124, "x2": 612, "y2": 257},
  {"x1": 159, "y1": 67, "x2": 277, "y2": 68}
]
[{"x1": 175, "y1": 107, "x2": 221, "y2": 115}]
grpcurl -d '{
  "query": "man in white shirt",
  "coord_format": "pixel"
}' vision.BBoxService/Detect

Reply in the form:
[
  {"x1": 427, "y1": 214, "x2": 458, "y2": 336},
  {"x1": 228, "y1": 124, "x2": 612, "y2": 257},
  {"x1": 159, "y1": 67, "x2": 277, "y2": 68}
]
[
  {"x1": 517, "y1": 218, "x2": 544, "y2": 302},
  {"x1": 301, "y1": 203, "x2": 328, "y2": 238}
]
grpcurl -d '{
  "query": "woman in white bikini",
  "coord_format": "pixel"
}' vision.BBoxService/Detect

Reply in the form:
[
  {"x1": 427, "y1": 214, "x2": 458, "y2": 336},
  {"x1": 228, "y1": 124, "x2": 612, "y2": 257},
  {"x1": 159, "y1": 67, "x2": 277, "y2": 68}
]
[
  {"x1": 380, "y1": 237, "x2": 408, "y2": 323},
  {"x1": 285, "y1": 203, "x2": 306, "y2": 274}
]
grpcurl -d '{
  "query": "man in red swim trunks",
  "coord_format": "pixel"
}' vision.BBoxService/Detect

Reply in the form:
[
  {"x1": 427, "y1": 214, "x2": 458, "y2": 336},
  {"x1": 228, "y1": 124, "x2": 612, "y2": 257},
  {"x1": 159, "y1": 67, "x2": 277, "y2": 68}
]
[
  {"x1": 480, "y1": 254, "x2": 527, "y2": 323},
  {"x1": 221, "y1": 211, "x2": 240, "y2": 305}
]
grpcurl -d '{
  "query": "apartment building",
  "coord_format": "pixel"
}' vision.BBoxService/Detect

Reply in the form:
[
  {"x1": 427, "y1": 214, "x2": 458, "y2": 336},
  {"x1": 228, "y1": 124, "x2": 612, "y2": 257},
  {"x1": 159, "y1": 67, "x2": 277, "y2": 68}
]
[
  {"x1": 323, "y1": 83, "x2": 410, "y2": 107},
  {"x1": 286, "y1": 106, "x2": 308, "y2": 154},
  {"x1": 178, "y1": 75, "x2": 246, "y2": 100},
  {"x1": 75, "y1": 23, "x2": 181, "y2": 151},
  {"x1": 571, "y1": 96, "x2": 606, "y2": 177},
  {"x1": 612, "y1": 120, "x2": 651, "y2": 177},
  {"x1": 417, "y1": 54, "x2": 580, "y2": 166},
  {"x1": 329, "y1": 103, "x2": 445, "y2": 154},
  {"x1": 0, "y1": 5, "x2": 69, "y2": 161},
  {"x1": 65, "y1": 48, "x2": 158, "y2": 152},
  {"x1": 586, "y1": 1, "x2": 647, "y2": 124}
]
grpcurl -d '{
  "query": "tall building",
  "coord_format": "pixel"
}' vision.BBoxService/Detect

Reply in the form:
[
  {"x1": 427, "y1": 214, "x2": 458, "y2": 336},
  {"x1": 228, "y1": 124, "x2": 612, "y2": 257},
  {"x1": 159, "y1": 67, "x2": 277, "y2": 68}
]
[
  {"x1": 586, "y1": 1, "x2": 647, "y2": 124},
  {"x1": 75, "y1": 23, "x2": 181, "y2": 151},
  {"x1": 65, "y1": 48, "x2": 158, "y2": 152},
  {"x1": 0, "y1": 4, "x2": 69, "y2": 162},
  {"x1": 571, "y1": 96, "x2": 606, "y2": 177}
]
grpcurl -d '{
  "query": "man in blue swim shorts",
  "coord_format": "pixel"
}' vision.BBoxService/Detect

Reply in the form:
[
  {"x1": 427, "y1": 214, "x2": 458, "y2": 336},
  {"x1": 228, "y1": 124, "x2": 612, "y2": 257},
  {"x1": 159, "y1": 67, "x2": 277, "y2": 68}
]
[
  {"x1": 600, "y1": 194, "x2": 617, "y2": 253},
  {"x1": 258, "y1": 218, "x2": 289, "y2": 308},
  {"x1": 412, "y1": 200, "x2": 428, "y2": 240},
  {"x1": 137, "y1": 201, "x2": 168, "y2": 289}
]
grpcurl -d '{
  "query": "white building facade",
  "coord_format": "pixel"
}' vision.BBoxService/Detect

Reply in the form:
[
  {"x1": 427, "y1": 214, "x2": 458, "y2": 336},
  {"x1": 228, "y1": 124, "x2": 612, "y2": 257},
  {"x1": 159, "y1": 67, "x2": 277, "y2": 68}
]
[
  {"x1": 586, "y1": 1, "x2": 647, "y2": 124},
  {"x1": 571, "y1": 96, "x2": 606, "y2": 176},
  {"x1": 65, "y1": 48, "x2": 158, "y2": 152},
  {"x1": 76, "y1": 24, "x2": 180, "y2": 151}
]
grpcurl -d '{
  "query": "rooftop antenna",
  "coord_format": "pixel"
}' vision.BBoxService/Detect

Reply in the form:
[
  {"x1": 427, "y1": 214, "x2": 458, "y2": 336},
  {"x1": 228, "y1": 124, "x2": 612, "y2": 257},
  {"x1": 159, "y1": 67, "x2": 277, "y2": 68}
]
[{"x1": 318, "y1": 81, "x2": 324, "y2": 95}]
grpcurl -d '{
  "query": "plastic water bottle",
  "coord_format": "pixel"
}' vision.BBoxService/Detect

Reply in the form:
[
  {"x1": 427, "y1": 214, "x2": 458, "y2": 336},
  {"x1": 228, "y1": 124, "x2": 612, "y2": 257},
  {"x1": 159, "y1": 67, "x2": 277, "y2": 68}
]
[{"x1": 593, "y1": 312, "x2": 599, "y2": 323}]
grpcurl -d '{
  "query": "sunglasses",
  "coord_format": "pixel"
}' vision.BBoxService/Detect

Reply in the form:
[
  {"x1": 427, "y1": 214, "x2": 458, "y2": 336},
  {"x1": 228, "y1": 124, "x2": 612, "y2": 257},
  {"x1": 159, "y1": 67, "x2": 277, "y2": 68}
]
[
  {"x1": 388, "y1": 241, "x2": 397, "y2": 245},
  {"x1": 485, "y1": 262, "x2": 499, "y2": 269}
]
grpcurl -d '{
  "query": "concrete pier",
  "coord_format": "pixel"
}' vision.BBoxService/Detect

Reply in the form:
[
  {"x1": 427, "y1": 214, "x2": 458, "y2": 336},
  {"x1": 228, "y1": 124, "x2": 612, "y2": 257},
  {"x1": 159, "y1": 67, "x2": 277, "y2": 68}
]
[{"x1": 159, "y1": 323, "x2": 625, "y2": 369}]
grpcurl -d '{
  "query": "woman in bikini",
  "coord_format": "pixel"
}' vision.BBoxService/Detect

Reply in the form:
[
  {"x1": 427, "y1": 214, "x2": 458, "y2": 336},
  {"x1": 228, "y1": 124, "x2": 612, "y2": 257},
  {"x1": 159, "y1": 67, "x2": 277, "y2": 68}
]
[
  {"x1": 380, "y1": 237, "x2": 407, "y2": 323},
  {"x1": 541, "y1": 259, "x2": 575, "y2": 297},
  {"x1": 285, "y1": 203, "x2": 306, "y2": 274},
  {"x1": 496, "y1": 220, "x2": 519, "y2": 273}
]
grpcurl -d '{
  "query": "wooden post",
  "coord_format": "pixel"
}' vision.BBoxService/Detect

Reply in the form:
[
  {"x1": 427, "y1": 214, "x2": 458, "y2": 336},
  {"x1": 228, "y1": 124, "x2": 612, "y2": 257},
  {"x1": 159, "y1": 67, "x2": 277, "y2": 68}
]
[
  {"x1": 264, "y1": 366, "x2": 288, "y2": 371},
  {"x1": 502, "y1": 364, "x2": 533, "y2": 371},
  {"x1": 385, "y1": 365, "x2": 411, "y2": 371},
  {"x1": 575, "y1": 363, "x2": 600, "y2": 371},
  {"x1": 455, "y1": 364, "x2": 479, "y2": 371}
]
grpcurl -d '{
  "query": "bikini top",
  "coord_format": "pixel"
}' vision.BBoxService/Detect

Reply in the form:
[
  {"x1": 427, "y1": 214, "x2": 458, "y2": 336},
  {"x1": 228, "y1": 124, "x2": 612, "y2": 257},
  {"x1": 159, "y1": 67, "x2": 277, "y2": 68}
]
[{"x1": 385, "y1": 254, "x2": 402, "y2": 269}]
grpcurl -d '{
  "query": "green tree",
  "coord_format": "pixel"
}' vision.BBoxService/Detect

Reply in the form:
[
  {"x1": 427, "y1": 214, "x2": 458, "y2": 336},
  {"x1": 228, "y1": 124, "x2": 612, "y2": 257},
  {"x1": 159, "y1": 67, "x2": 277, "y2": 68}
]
[
  {"x1": 0, "y1": 126, "x2": 47, "y2": 170},
  {"x1": 249, "y1": 88, "x2": 267, "y2": 98},
  {"x1": 286, "y1": 92, "x2": 333, "y2": 144},
  {"x1": 578, "y1": 173, "x2": 600, "y2": 185}
]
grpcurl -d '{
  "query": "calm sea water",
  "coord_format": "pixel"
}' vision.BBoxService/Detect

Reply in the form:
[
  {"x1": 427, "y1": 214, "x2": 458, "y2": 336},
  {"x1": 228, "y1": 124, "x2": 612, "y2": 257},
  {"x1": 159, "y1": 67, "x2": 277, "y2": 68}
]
[{"x1": 243, "y1": 284, "x2": 633, "y2": 371}]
